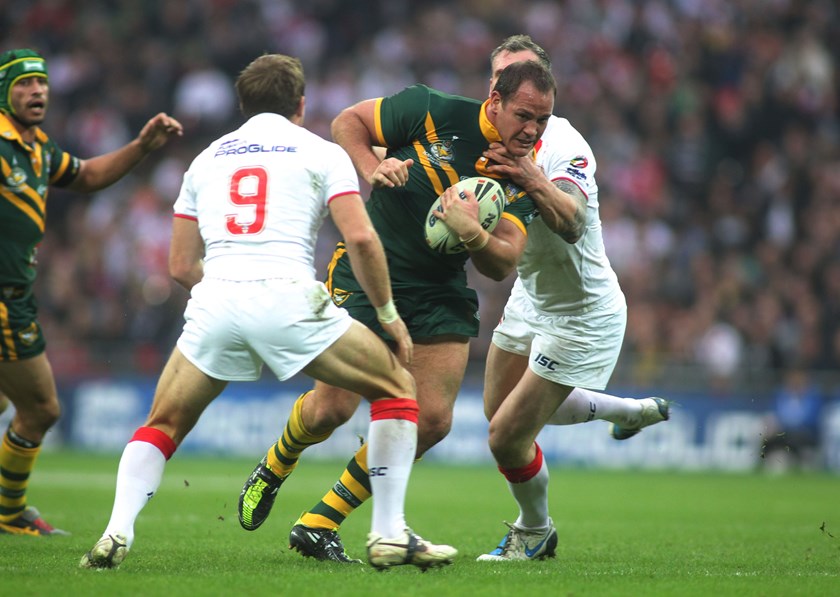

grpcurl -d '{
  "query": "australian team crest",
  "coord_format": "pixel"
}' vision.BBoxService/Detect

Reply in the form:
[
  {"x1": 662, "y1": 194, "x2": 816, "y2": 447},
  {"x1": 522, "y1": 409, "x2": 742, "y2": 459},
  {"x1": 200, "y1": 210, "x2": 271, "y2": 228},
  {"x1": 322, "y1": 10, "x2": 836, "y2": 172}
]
[
  {"x1": 5, "y1": 166, "x2": 26, "y2": 189},
  {"x1": 18, "y1": 323, "x2": 40, "y2": 346},
  {"x1": 331, "y1": 288, "x2": 352, "y2": 306},
  {"x1": 425, "y1": 138, "x2": 456, "y2": 166},
  {"x1": 501, "y1": 181, "x2": 528, "y2": 206}
]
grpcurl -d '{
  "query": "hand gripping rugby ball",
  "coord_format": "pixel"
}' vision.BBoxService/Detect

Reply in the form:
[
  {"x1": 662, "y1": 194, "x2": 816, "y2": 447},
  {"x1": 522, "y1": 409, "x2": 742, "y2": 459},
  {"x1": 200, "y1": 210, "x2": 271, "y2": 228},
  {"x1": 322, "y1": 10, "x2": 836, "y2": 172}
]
[{"x1": 424, "y1": 176, "x2": 505, "y2": 254}]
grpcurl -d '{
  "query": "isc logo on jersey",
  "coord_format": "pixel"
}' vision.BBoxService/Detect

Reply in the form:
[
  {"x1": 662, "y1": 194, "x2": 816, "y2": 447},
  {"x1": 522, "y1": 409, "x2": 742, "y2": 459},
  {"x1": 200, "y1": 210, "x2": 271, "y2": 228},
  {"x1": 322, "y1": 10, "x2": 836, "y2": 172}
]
[
  {"x1": 534, "y1": 353, "x2": 559, "y2": 371},
  {"x1": 424, "y1": 176, "x2": 505, "y2": 255}
]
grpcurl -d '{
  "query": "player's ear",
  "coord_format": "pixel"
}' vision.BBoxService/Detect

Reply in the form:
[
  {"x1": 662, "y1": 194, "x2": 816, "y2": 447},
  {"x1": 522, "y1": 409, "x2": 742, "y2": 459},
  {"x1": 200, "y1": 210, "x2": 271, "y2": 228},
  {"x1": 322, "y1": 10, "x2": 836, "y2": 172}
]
[
  {"x1": 488, "y1": 90, "x2": 502, "y2": 116},
  {"x1": 295, "y1": 96, "x2": 305, "y2": 125}
]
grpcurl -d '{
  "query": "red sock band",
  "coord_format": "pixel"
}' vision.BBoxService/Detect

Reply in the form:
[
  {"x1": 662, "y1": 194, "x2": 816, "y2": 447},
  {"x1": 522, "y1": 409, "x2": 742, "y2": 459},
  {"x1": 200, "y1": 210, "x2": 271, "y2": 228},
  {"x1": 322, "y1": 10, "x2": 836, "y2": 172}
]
[
  {"x1": 370, "y1": 398, "x2": 419, "y2": 423},
  {"x1": 499, "y1": 442, "x2": 544, "y2": 483},
  {"x1": 130, "y1": 426, "x2": 177, "y2": 460}
]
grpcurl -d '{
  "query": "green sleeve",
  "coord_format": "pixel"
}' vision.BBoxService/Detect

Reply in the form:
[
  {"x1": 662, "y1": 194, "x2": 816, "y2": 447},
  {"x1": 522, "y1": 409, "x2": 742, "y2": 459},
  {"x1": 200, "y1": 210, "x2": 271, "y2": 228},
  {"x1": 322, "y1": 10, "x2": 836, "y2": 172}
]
[
  {"x1": 377, "y1": 85, "x2": 434, "y2": 148},
  {"x1": 501, "y1": 184, "x2": 539, "y2": 231},
  {"x1": 45, "y1": 137, "x2": 81, "y2": 187}
]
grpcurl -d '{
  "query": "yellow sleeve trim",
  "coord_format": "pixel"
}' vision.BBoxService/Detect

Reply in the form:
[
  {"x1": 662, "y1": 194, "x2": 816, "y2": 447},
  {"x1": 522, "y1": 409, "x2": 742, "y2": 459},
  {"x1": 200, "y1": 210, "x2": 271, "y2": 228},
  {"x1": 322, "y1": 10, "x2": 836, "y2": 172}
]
[
  {"x1": 372, "y1": 98, "x2": 386, "y2": 146},
  {"x1": 501, "y1": 212, "x2": 527, "y2": 236},
  {"x1": 48, "y1": 152, "x2": 72, "y2": 184}
]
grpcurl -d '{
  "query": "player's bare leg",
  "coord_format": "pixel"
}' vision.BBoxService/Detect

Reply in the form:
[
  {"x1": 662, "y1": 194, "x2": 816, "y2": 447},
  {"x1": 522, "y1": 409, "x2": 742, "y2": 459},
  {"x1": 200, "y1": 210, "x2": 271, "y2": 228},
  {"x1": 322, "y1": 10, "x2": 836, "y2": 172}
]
[
  {"x1": 0, "y1": 355, "x2": 67, "y2": 536},
  {"x1": 480, "y1": 367, "x2": 569, "y2": 561},
  {"x1": 251, "y1": 337, "x2": 469, "y2": 562},
  {"x1": 80, "y1": 348, "x2": 227, "y2": 567}
]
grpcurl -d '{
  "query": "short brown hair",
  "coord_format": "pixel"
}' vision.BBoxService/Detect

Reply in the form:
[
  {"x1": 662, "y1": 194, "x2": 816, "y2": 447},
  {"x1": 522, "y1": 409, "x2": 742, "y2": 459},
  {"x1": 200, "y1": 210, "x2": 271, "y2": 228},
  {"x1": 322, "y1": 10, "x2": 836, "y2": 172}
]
[
  {"x1": 490, "y1": 35, "x2": 552, "y2": 71},
  {"x1": 493, "y1": 60, "x2": 556, "y2": 102},
  {"x1": 235, "y1": 54, "x2": 304, "y2": 118}
]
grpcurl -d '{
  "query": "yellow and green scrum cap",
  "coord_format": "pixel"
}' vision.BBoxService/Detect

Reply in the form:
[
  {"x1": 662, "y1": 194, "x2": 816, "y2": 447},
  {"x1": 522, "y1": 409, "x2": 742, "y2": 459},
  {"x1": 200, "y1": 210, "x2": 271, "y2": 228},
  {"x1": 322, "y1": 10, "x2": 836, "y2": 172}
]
[{"x1": 0, "y1": 49, "x2": 48, "y2": 116}]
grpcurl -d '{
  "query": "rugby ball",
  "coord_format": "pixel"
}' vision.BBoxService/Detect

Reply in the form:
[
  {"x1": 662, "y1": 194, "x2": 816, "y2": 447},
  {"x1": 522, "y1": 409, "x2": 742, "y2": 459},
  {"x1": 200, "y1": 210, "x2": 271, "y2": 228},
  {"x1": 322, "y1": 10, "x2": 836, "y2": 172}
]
[{"x1": 424, "y1": 177, "x2": 505, "y2": 254}]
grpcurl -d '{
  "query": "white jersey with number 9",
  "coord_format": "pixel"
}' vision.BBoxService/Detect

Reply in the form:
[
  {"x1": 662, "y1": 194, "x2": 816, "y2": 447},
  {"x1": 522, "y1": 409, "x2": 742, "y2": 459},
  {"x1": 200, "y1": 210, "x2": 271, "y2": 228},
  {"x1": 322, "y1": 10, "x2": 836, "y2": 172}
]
[{"x1": 173, "y1": 112, "x2": 359, "y2": 282}]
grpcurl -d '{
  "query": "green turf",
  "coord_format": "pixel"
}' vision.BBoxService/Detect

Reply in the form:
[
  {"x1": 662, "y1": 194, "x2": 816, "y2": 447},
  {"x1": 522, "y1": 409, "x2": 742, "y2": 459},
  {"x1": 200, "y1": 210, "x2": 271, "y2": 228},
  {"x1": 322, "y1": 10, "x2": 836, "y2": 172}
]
[{"x1": 2, "y1": 452, "x2": 838, "y2": 596}]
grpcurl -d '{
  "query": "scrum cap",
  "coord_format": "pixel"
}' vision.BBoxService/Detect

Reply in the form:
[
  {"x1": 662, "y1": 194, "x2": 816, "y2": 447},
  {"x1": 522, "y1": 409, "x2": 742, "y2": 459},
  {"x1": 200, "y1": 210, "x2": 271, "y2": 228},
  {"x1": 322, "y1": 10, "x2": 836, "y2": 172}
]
[{"x1": 0, "y1": 49, "x2": 48, "y2": 116}]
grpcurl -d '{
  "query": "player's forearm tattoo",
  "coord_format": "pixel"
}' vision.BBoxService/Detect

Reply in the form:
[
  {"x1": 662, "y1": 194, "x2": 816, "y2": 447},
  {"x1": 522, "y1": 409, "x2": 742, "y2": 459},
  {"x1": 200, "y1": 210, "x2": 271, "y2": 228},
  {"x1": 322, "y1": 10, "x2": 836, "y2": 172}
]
[{"x1": 555, "y1": 179, "x2": 587, "y2": 243}]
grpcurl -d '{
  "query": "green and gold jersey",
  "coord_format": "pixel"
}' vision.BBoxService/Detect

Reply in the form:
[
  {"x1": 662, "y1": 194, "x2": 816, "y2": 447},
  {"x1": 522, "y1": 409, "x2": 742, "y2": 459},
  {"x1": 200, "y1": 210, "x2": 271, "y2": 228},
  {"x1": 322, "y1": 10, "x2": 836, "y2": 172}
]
[
  {"x1": 0, "y1": 112, "x2": 80, "y2": 286},
  {"x1": 367, "y1": 84, "x2": 539, "y2": 288}
]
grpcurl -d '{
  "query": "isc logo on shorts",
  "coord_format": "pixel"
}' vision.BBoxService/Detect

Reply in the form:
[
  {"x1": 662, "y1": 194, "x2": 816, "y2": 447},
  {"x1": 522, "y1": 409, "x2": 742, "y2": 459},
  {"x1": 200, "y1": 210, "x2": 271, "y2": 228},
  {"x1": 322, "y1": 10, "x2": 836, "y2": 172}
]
[
  {"x1": 370, "y1": 467, "x2": 389, "y2": 477},
  {"x1": 533, "y1": 353, "x2": 559, "y2": 371}
]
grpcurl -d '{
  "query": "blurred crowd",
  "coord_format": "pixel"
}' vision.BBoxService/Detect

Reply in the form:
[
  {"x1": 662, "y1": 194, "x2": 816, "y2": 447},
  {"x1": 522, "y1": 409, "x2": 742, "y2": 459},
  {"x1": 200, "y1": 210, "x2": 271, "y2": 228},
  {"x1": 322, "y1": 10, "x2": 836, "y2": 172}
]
[{"x1": 5, "y1": 0, "x2": 840, "y2": 395}]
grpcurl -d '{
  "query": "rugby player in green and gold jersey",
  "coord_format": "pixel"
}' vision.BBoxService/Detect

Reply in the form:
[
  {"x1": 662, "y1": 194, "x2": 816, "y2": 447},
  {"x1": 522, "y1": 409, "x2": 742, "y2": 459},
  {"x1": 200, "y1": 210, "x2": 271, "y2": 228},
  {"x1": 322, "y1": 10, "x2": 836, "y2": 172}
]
[
  {"x1": 238, "y1": 60, "x2": 555, "y2": 563},
  {"x1": 0, "y1": 49, "x2": 183, "y2": 536}
]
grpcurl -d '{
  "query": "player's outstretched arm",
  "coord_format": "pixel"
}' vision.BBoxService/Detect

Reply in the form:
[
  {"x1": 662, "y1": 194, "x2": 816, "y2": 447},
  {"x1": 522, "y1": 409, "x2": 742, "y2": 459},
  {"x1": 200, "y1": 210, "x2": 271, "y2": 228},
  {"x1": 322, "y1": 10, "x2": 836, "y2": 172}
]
[{"x1": 68, "y1": 113, "x2": 183, "y2": 193}]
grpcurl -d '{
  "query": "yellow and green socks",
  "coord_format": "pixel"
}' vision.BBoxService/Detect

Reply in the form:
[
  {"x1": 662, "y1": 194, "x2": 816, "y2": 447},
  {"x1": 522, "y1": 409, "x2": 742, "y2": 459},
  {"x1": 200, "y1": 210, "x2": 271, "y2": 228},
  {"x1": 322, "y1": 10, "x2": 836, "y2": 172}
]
[
  {"x1": 0, "y1": 427, "x2": 39, "y2": 521},
  {"x1": 298, "y1": 443, "x2": 372, "y2": 529},
  {"x1": 266, "y1": 392, "x2": 333, "y2": 478}
]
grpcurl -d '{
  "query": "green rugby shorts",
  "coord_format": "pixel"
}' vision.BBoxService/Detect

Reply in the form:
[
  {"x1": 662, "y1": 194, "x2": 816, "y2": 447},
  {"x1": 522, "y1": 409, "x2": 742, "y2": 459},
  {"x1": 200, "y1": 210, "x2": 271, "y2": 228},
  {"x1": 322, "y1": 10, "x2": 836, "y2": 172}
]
[
  {"x1": 326, "y1": 250, "x2": 479, "y2": 341},
  {"x1": 0, "y1": 289, "x2": 46, "y2": 361}
]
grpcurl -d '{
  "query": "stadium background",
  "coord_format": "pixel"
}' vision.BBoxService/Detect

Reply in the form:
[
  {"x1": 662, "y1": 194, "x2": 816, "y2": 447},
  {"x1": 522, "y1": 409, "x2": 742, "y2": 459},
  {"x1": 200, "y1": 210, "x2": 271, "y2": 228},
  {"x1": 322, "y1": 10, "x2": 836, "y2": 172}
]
[{"x1": 4, "y1": 0, "x2": 840, "y2": 471}]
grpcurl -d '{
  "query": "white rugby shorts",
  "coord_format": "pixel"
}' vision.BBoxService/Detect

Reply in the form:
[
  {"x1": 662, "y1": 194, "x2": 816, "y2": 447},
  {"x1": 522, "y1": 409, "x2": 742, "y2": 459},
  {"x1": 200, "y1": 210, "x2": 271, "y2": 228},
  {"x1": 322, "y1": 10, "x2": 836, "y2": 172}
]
[
  {"x1": 177, "y1": 277, "x2": 352, "y2": 381},
  {"x1": 491, "y1": 284, "x2": 627, "y2": 389}
]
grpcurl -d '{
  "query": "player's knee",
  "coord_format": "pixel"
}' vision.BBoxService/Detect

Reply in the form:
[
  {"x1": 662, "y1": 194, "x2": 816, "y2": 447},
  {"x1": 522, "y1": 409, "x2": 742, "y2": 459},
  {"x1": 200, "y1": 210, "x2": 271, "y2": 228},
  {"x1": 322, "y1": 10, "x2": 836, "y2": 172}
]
[
  {"x1": 487, "y1": 421, "x2": 515, "y2": 461},
  {"x1": 35, "y1": 402, "x2": 60, "y2": 432},
  {"x1": 306, "y1": 394, "x2": 357, "y2": 434},
  {"x1": 14, "y1": 395, "x2": 60, "y2": 432},
  {"x1": 43, "y1": 400, "x2": 60, "y2": 428},
  {"x1": 488, "y1": 436, "x2": 516, "y2": 465},
  {"x1": 483, "y1": 402, "x2": 496, "y2": 422},
  {"x1": 417, "y1": 412, "x2": 452, "y2": 453},
  {"x1": 312, "y1": 405, "x2": 354, "y2": 432}
]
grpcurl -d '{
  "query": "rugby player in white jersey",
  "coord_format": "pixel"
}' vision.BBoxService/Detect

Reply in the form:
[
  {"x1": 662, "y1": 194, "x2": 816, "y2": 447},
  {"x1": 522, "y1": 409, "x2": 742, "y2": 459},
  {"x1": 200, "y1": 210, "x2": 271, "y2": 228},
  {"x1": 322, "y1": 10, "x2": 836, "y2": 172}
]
[
  {"x1": 475, "y1": 35, "x2": 670, "y2": 561},
  {"x1": 79, "y1": 54, "x2": 456, "y2": 571}
]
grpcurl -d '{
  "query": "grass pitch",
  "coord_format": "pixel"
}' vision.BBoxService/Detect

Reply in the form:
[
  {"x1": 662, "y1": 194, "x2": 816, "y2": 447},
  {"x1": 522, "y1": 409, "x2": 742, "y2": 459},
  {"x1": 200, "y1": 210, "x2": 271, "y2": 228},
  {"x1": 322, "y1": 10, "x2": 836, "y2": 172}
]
[{"x1": 2, "y1": 451, "x2": 838, "y2": 596}]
